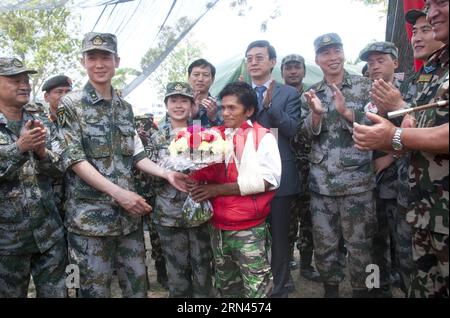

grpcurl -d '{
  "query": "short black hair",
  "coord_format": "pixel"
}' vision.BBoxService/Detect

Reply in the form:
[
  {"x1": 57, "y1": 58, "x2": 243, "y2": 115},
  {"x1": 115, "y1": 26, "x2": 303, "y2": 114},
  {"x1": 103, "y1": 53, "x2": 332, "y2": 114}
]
[
  {"x1": 281, "y1": 61, "x2": 306, "y2": 75},
  {"x1": 219, "y1": 82, "x2": 257, "y2": 113},
  {"x1": 245, "y1": 40, "x2": 277, "y2": 60},
  {"x1": 187, "y1": 58, "x2": 216, "y2": 78}
]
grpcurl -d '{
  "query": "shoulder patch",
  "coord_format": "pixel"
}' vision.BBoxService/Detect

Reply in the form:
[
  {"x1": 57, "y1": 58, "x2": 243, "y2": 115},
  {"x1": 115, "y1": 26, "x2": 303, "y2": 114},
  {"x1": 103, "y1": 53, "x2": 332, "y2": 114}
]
[{"x1": 57, "y1": 108, "x2": 66, "y2": 127}]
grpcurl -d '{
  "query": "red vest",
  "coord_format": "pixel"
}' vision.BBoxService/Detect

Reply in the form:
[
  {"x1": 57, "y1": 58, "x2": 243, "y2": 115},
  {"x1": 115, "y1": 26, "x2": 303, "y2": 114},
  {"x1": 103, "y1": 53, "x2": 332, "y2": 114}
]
[{"x1": 192, "y1": 122, "x2": 276, "y2": 230}]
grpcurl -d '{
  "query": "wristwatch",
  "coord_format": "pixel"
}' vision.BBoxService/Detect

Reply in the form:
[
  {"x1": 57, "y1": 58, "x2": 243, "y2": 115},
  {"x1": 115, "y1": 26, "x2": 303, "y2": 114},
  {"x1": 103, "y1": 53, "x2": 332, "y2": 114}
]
[{"x1": 391, "y1": 128, "x2": 403, "y2": 151}]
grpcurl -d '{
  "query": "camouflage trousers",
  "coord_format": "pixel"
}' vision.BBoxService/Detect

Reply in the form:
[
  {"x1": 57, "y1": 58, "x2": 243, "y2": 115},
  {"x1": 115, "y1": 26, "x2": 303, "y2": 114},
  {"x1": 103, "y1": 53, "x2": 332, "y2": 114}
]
[
  {"x1": 409, "y1": 228, "x2": 449, "y2": 298},
  {"x1": 147, "y1": 216, "x2": 164, "y2": 264},
  {"x1": 67, "y1": 228, "x2": 148, "y2": 298},
  {"x1": 155, "y1": 222, "x2": 213, "y2": 298},
  {"x1": 310, "y1": 191, "x2": 377, "y2": 290},
  {"x1": 289, "y1": 193, "x2": 315, "y2": 265},
  {"x1": 0, "y1": 238, "x2": 68, "y2": 298},
  {"x1": 210, "y1": 223, "x2": 273, "y2": 298},
  {"x1": 372, "y1": 199, "x2": 414, "y2": 292}
]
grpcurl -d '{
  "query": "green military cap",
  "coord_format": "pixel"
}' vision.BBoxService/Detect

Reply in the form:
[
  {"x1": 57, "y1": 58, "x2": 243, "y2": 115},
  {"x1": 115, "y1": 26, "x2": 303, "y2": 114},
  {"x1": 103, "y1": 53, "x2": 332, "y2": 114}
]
[
  {"x1": 405, "y1": 9, "x2": 427, "y2": 26},
  {"x1": 42, "y1": 75, "x2": 72, "y2": 92},
  {"x1": 164, "y1": 82, "x2": 194, "y2": 103},
  {"x1": 359, "y1": 41, "x2": 399, "y2": 61},
  {"x1": 281, "y1": 54, "x2": 305, "y2": 68},
  {"x1": 0, "y1": 57, "x2": 37, "y2": 76},
  {"x1": 82, "y1": 32, "x2": 118, "y2": 54},
  {"x1": 314, "y1": 33, "x2": 343, "y2": 54}
]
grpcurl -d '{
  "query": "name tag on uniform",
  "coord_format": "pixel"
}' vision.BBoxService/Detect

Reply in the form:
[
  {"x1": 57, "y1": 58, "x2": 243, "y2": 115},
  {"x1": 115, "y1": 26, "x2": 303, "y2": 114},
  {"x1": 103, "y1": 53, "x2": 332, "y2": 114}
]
[{"x1": 418, "y1": 74, "x2": 433, "y2": 83}]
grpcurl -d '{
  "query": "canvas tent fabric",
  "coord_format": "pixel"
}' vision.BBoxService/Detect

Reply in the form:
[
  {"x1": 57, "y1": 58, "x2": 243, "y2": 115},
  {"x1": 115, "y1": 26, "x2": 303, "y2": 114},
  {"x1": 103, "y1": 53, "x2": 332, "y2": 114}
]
[{"x1": 210, "y1": 55, "x2": 363, "y2": 97}]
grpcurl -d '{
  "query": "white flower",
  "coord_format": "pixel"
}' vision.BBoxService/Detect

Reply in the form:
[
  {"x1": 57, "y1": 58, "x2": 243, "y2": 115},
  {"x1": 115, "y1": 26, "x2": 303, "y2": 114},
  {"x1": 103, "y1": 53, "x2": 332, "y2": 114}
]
[
  {"x1": 198, "y1": 141, "x2": 212, "y2": 152},
  {"x1": 211, "y1": 139, "x2": 226, "y2": 155},
  {"x1": 175, "y1": 138, "x2": 189, "y2": 153}
]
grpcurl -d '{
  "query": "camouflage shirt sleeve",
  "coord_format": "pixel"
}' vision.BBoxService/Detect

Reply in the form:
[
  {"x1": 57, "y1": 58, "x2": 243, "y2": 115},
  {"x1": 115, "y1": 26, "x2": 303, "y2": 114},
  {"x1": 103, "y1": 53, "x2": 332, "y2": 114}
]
[
  {"x1": 0, "y1": 141, "x2": 28, "y2": 181},
  {"x1": 34, "y1": 114, "x2": 65, "y2": 176},
  {"x1": 57, "y1": 93, "x2": 88, "y2": 171}
]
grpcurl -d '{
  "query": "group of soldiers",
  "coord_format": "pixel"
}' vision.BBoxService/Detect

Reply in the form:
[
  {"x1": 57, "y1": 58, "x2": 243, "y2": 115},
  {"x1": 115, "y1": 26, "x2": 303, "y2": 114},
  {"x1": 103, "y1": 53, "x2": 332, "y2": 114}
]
[{"x1": 0, "y1": 0, "x2": 448, "y2": 298}]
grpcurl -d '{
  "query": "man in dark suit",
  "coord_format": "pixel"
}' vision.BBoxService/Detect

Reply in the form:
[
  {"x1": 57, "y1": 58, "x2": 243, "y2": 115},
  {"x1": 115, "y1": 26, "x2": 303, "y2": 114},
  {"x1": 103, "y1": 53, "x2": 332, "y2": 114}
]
[{"x1": 245, "y1": 40, "x2": 301, "y2": 298}]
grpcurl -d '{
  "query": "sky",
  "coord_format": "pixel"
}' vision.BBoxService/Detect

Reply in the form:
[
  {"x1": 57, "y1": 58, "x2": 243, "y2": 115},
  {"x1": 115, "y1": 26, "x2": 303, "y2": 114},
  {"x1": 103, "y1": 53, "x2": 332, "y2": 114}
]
[{"x1": 78, "y1": 0, "x2": 387, "y2": 115}]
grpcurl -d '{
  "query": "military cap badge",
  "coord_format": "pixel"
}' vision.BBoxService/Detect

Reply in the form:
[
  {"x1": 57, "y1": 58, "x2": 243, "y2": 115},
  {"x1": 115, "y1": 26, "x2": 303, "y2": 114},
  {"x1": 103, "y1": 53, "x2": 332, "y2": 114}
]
[
  {"x1": 13, "y1": 59, "x2": 23, "y2": 67},
  {"x1": 175, "y1": 83, "x2": 183, "y2": 92},
  {"x1": 323, "y1": 35, "x2": 332, "y2": 43},
  {"x1": 92, "y1": 35, "x2": 104, "y2": 46}
]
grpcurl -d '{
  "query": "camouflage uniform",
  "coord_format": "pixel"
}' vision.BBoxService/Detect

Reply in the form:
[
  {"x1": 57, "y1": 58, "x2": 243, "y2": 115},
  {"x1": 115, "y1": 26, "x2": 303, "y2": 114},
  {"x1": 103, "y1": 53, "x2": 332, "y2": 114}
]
[
  {"x1": 133, "y1": 114, "x2": 167, "y2": 286},
  {"x1": 58, "y1": 77, "x2": 148, "y2": 297},
  {"x1": 0, "y1": 107, "x2": 67, "y2": 297},
  {"x1": 291, "y1": 123, "x2": 313, "y2": 263},
  {"x1": 301, "y1": 65, "x2": 377, "y2": 295},
  {"x1": 210, "y1": 223, "x2": 273, "y2": 298},
  {"x1": 148, "y1": 112, "x2": 213, "y2": 298},
  {"x1": 406, "y1": 45, "x2": 449, "y2": 298},
  {"x1": 371, "y1": 78, "x2": 406, "y2": 295}
]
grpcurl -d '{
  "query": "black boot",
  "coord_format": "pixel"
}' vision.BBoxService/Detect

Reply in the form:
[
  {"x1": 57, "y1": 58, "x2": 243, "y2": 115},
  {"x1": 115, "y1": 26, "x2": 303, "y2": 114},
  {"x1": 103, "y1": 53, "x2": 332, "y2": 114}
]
[
  {"x1": 155, "y1": 259, "x2": 168, "y2": 290},
  {"x1": 300, "y1": 251, "x2": 321, "y2": 282},
  {"x1": 323, "y1": 284, "x2": 339, "y2": 298}
]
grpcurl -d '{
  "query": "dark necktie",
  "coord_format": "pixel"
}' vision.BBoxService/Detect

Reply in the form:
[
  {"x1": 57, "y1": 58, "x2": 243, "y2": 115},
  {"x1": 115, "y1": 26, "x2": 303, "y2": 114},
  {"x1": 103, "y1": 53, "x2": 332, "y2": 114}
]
[{"x1": 255, "y1": 86, "x2": 267, "y2": 110}]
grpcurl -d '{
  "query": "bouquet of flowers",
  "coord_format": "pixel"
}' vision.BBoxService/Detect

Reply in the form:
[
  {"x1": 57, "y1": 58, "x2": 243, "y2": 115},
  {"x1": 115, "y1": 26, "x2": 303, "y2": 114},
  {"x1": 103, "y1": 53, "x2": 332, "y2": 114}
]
[{"x1": 162, "y1": 125, "x2": 232, "y2": 227}]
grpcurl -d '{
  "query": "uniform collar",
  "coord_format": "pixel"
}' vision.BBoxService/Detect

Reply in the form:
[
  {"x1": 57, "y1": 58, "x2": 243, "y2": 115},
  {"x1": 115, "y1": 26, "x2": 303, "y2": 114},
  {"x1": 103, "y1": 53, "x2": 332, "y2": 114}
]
[
  {"x1": 0, "y1": 108, "x2": 35, "y2": 126},
  {"x1": 315, "y1": 71, "x2": 352, "y2": 93},
  {"x1": 426, "y1": 44, "x2": 449, "y2": 70},
  {"x1": 84, "y1": 81, "x2": 119, "y2": 105}
]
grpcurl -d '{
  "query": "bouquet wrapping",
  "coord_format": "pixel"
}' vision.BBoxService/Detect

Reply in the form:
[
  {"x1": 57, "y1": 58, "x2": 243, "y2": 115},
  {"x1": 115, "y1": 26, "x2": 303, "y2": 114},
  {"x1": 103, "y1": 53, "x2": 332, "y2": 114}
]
[{"x1": 161, "y1": 125, "x2": 232, "y2": 227}]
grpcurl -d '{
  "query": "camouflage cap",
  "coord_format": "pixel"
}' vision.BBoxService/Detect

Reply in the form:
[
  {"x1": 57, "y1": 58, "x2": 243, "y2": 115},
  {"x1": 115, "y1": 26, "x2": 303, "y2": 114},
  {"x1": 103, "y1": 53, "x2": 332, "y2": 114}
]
[
  {"x1": 314, "y1": 33, "x2": 343, "y2": 54},
  {"x1": 0, "y1": 57, "x2": 37, "y2": 76},
  {"x1": 405, "y1": 9, "x2": 427, "y2": 26},
  {"x1": 42, "y1": 75, "x2": 72, "y2": 92},
  {"x1": 359, "y1": 41, "x2": 399, "y2": 61},
  {"x1": 164, "y1": 82, "x2": 194, "y2": 103},
  {"x1": 281, "y1": 54, "x2": 305, "y2": 68},
  {"x1": 82, "y1": 32, "x2": 118, "y2": 54}
]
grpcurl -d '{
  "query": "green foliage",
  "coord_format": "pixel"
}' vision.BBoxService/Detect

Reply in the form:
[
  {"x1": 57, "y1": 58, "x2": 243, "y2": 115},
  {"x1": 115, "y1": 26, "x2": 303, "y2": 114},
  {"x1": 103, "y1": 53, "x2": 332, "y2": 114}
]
[
  {"x1": 112, "y1": 67, "x2": 141, "y2": 91},
  {"x1": 0, "y1": 7, "x2": 82, "y2": 101},
  {"x1": 140, "y1": 17, "x2": 204, "y2": 99}
]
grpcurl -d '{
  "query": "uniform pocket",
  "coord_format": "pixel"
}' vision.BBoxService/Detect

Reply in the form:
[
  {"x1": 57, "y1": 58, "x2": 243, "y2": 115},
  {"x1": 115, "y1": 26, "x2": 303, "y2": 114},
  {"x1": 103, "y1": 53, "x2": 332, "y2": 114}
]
[
  {"x1": 83, "y1": 117, "x2": 111, "y2": 158},
  {"x1": 0, "y1": 190, "x2": 23, "y2": 223},
  {"x1": 117, "y1": 125, "x2": 135, "y2": 156},
  {"x1": 339, "y1": 148, "x2": 371, "y2": 168}
]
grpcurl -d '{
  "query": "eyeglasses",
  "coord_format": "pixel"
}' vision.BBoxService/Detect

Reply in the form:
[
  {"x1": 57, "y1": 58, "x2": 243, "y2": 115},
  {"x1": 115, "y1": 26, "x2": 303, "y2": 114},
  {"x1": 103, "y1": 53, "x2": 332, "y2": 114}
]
[{"x1": 245, "y1": 54, "x2": 268, "y2": 64}]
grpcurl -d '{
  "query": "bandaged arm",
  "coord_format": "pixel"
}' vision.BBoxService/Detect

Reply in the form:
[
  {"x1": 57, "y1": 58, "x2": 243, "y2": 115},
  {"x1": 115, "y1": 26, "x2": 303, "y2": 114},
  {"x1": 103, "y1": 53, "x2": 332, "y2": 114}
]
[{"x1": 237, "y1": 132, "x2": 282, "y2": 196}]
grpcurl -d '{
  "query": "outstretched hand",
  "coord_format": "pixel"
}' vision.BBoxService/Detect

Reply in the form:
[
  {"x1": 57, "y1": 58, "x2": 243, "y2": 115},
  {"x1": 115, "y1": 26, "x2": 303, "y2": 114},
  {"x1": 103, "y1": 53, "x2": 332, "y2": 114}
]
[
  {"x1": 166, "y1": 171, "x2": 189, "y2": 193},
  {"x1": 353, "y1": 112, "x2": 396, "y2": 152}
]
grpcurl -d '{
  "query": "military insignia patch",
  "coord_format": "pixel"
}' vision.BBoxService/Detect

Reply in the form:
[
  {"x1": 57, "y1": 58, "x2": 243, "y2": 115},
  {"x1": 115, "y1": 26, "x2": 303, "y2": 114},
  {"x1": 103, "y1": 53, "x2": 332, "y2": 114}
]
[
  {"x1": 13, "y1": 59, "x2": 23, "y2": 67},
  {"x1": 323, "y1": 35, "x2": 331, "y2": 43},
  {"x1": 57, "y1": 108, "x2": 66, "y2": 127},
  {"x1": 175, "y1": 84, "x2": 183, "y2": 91},
  {"x1": 92, "y1": 35, "x2": 104, "y2": 46}
]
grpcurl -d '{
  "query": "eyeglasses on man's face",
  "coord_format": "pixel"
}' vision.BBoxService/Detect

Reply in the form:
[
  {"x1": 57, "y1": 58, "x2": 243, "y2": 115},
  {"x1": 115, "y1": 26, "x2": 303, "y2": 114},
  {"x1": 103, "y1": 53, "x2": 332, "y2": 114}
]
[{"x1": 245, "y1": 54, "x2": 269, "y2": 64}]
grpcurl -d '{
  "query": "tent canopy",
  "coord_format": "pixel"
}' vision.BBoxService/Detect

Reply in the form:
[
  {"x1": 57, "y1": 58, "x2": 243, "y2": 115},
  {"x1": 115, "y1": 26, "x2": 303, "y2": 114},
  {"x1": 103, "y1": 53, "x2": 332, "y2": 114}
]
[{"x1": 210, "y1": 55, "x2": 363, "y2": 96}]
